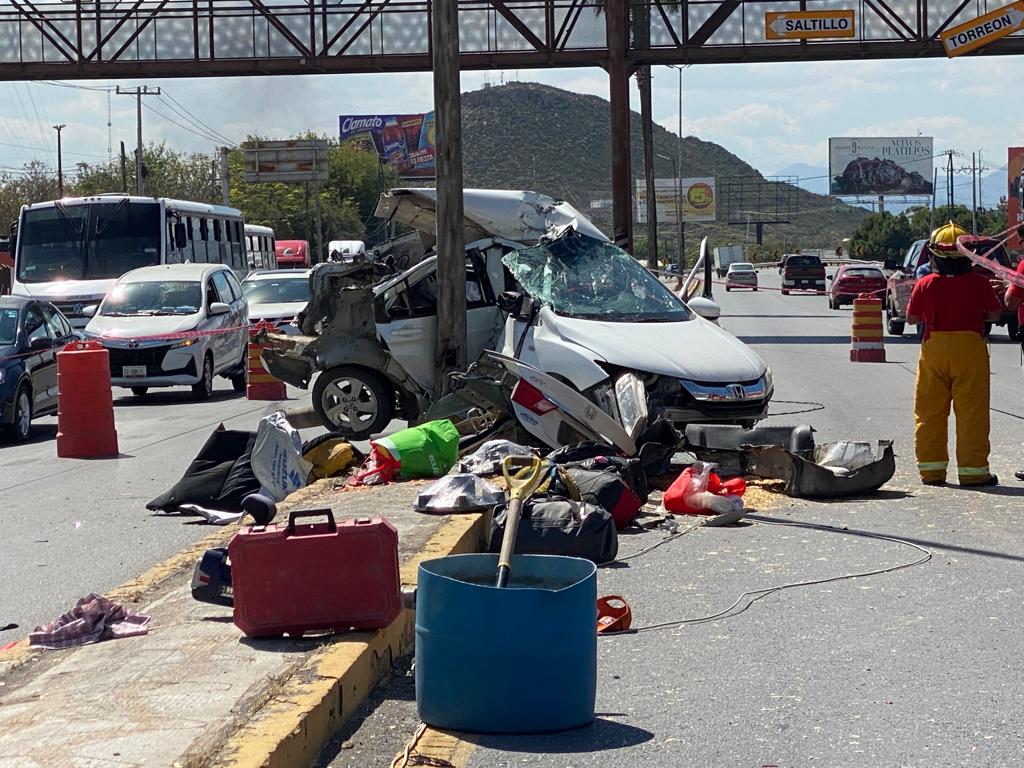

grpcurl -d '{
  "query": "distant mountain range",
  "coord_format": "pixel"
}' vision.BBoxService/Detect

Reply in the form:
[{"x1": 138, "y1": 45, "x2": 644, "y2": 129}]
[
  {"x1": 457, "y1": 83, "x2": 866, "y2": 251},
  {"x1": 774, "y1": 163, "x2": 1008, "y2": 213}
]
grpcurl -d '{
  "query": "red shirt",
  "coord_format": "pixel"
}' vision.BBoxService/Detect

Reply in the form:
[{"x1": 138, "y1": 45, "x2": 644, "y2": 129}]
[
  {"x1": 906, "y1": 271, "x2": 1000, "y2": 341},
  {"x1": 1006, "y1": 261, "x2": 1024, "y2": 325}
]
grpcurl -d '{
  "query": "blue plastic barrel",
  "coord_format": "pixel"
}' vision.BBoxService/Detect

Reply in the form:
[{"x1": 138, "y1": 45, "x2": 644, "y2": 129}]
[{"x1": 416, "y1": 553, "x2": 597, "y2": 733}]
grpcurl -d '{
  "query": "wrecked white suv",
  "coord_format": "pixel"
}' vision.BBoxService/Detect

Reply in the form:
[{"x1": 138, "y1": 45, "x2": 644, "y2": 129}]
[{"x1": 262, "y1": 189, "x2": 773, "y2": 439}]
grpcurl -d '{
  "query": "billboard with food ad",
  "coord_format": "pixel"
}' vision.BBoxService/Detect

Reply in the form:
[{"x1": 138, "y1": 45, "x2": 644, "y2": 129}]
[
  {"x1": 829, "y1": 137, "x2": 934, "y2": 196},
  {"x1": 1009, "y1": 147, "x2": 1024, "y2": 250},
  {"x1": 339, "y1": 113, "x2": 436, "y2": 179},
  {"x1": 635, "y1": 177, "x2": 716, "y2": 223}
]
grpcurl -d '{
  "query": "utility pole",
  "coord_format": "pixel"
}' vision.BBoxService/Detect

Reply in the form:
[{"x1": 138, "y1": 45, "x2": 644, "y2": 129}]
[
  {"x1": 971, "y1": 151, "x2": 978, "y2": 234},
  {"x1": 219, "y1": 148, "x2": 230, "y2": 206},
  {"x1": 431, "y1": 0, "x2": 467, "y2": 394},
  {"x1": 667, "y1": 64, "x2": 688, "y2": 272},
  {"x1": 52, "y1": 124, "x2": 66, "y2": 198},
  {"x1": 120, "y1": 141, "x2": 128, "y2": 192},
  {"x1": 946, "y1": 151, "x2": 955, "y2": 218},
  {"x1": 930, "y1": 167, "x2": 938, "y2": 232},
  {"x1": 116, "y1": 85, "x2": 161, "y2": 195}
]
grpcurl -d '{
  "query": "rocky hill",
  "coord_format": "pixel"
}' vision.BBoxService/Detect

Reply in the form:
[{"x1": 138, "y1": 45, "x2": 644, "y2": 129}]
[{"x1": 459, "y1": 82, "x2": 865, "y2": 254}]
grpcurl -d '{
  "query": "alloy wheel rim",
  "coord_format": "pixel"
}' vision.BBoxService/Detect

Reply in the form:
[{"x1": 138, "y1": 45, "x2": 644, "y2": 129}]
[
  {"x1": 322, "y1": 377, "x2": 378, "y2": 429},
  {"x1": 17, "y1": 391, "x2": 30, "y2": 436}
]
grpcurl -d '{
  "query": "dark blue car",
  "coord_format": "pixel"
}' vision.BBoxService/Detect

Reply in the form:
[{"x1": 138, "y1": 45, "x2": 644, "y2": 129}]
[{"x1": 0, "y1": 296, "x2": 78, "y2": 442}]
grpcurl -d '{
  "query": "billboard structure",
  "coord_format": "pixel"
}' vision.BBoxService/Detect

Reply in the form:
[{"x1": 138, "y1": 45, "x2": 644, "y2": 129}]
[
  {"x1": 1008, "y1": 147, "x2": 1024, "y2": 250},
  {"x1": 340, "y1": 113, "x2": 436, "y2": 180},
  {"x1": 635, "y1": 177, "x2": 716, "y2": 223},
  {"x1": 242, "y1": 139, "x2": 330, "y2": 183},
  {"x1": 829, "y1": 137, "x2": 934, "y2": 196}
]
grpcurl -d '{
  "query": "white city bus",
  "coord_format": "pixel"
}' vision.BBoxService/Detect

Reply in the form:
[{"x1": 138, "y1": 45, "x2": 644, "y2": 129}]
[
  {"x1": 11, "y1": 195, "x2": 247, "y2": 327},
  {"x1": 244, "y1": 224, "x2": 277, "y2": 271}
]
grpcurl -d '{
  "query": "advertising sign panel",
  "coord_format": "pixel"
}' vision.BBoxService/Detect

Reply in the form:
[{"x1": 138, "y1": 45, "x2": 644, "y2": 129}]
[
  {"x1": 242, "y1": 139, "x2": 330, "y2": 183},
  {"x1": 339, "y1": 113, "x2": 436, "y2": 179},
  {"x1": 636, "y1": 177, "x2": 716, "y2": 223},
  {"x1": 1008, "y1": 147, "x2": 1024, "y2": 250},
  {"x1": 829, "y1": 137, "x2": 934, "y2": 196}
]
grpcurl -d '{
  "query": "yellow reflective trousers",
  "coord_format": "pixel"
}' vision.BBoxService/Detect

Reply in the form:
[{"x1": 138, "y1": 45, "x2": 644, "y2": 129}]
[{"x1": 914, "y1": 331, "x2": 991, "y2": 485}]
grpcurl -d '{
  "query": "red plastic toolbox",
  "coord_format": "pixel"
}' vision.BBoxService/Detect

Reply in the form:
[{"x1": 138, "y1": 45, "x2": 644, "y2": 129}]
[{"x1": 228, "y1": 510, "x2": 401, "y2": 637}]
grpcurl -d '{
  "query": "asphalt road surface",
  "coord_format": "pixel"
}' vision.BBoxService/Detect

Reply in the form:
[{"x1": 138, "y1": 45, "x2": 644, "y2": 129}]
[
  {"x1": 0, "y1": 381, "x2": 312, "y2": 636},
  {"x1": 320, "y1": 270, "x2": 1024, "y2": 768}
]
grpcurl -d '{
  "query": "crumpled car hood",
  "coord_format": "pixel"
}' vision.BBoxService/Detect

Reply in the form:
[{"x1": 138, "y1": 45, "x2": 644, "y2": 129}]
[
  {"x1": 374, "y1": 188, "x2": 610, "y2": 245},
  {"x1": 546, "y1": 312, "x2": 768, "y2": 383}
]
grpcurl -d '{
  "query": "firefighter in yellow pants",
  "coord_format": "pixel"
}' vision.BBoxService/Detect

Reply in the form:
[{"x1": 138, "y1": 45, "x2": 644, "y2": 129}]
[{"x1": 907, "y1": 222, "x2": 1002, "y2": 486}]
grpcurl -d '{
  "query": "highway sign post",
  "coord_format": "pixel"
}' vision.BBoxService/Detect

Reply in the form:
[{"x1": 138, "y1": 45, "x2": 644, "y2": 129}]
[
  {"x1": 765, "y1": 10, "x2": 856, "y2": 40},
  {"x1": 940, "y1": 1, "x2": 1024, "y2": 57}
]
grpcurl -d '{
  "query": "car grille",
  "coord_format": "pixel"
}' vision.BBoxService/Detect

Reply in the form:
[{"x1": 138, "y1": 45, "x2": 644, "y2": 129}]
[
  {"x1": 106, "y1": 345, "x2": 170, "y2": 376},
  {"x1": 51, "y1": 299, "x2": 96, "y2": 321}
]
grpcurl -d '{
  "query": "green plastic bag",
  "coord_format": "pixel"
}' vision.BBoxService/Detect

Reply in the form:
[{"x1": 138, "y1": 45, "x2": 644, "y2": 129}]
[{"x1": 373, "y1": 419, "x2": 460, "y2": 479}]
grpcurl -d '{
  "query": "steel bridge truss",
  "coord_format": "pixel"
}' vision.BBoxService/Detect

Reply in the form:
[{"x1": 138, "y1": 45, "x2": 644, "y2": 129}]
[{"x1": 0, "y1": 0, "x2": 1022, "y2": 80}]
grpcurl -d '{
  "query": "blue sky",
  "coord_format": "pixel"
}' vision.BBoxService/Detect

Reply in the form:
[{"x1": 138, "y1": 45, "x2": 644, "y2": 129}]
[{"x1": 1, "y1": 54, "x2": 1016, "y2": 191}]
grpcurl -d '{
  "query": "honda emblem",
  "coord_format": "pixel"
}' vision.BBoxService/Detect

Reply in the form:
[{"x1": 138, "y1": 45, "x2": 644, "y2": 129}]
[{"x1": 728, "y1": 384, "x2": 746, "y2": 400}]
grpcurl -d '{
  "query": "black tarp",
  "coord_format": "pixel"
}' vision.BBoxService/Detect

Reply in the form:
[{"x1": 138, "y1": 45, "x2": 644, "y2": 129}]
[{"x1": 147, "y1": 427, "x2": 260, "y2": 513}]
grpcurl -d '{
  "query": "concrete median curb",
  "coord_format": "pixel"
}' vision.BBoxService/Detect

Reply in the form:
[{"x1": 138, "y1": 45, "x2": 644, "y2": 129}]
[{"x1": 213, "y1": 511, "x2": 487, "y2": 768}]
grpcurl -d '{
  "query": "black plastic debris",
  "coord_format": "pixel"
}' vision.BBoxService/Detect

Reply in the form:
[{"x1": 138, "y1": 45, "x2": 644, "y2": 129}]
[
  {"x1": 747, "y1": 440, "x2": 895, "y2": 498},
  {"x1": 684, "y1": 424, "x2": 815, "y2": 477}
]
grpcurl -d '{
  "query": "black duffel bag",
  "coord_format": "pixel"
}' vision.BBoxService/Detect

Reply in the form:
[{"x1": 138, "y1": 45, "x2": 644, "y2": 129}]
[{"x1": 488, "y1": 496, "x2": 618, "y2": 564}]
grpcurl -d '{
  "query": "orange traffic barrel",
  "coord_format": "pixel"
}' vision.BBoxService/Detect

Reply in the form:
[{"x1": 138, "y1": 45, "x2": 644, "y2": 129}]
[
  {"x1": 850, "y1": 294, "x2": 886, "y2": 363},
  {"x1": 246, "y1": 321, "x2": 288, "y2": 401},
  {"x1": 56, "y1": 341, "x2": 119, "y2": 458}
]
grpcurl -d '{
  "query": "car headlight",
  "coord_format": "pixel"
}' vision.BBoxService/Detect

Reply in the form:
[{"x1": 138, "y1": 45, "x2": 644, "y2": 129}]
[
  {"x1": 171, "y1": 338, "x2": 197, "y2": 350},
  {"x1": 762, "y1": 367, "x2": 773, "y2": 394}
]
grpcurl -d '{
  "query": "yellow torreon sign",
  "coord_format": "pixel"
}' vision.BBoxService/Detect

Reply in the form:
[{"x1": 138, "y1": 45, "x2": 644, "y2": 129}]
[
  {"x1": 940, "y1": 1, "x2": 1024, "y2": 57},
  {"x1": 764, "y1": 10, "x2": 856, "y2": 40}
]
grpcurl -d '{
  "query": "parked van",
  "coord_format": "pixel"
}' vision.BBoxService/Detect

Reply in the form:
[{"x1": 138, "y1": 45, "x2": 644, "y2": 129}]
[
  {"x1": 327, "y1": 240, "x2": 366, "y2": 262},
  {"x1": 83, "y1": 263, "x2": 249, "y2": 399}
]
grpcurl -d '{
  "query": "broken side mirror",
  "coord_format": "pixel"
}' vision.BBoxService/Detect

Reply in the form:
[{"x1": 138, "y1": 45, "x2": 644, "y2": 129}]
[
  {"x1": 497, "y1": 291, "x2": 535, "y2": 320},
  {"x1": 688, "y1": 296, "x2": 721, "y2": 323}
]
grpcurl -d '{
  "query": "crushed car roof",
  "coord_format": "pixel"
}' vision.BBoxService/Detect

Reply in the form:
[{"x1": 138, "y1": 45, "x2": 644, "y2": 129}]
[{"x1": 374, "y1": 188, "x2": 610, "y2": 246}]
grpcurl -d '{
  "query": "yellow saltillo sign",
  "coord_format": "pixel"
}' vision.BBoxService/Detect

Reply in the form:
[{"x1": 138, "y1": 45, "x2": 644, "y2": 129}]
[
  {"x1": 764, "y1": 10, "x2": 856, "y2": 40},
  {"x1": 940, "y1": 1, "x2": 1024, "y2": 57}
]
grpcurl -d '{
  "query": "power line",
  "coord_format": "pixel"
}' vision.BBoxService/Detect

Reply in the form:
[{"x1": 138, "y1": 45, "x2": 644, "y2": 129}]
[
  {"x1": 141, "y1": 100, "x2": 229, "y2": 147},
  {"x1": 160, "y1": 90, "x2": 237, "y2": 147}
]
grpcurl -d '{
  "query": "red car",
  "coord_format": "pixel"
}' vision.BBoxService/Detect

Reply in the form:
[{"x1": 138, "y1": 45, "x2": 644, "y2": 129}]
[{"x1": 828, "y1": 264, "x2": 886, "y2": 309}]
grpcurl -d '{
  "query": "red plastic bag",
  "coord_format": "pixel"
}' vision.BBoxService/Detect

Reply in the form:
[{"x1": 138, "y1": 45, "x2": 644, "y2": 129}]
[
  {"x1": 348, "y1": 445, "x2": 400, "y2": 487},
  {"x1": 663, "y1": 462, "x2": 745, "y2": 516}
]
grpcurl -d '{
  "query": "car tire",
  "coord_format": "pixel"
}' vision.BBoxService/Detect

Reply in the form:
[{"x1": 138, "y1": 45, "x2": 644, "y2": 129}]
[
  {"x1": 229, "y1": 347, "x2": 248, "y2": 394},
  {"x1": 3, "y1": 386, "x2": 32, "y2": 443},
  {"x1": 886, "y1": 298, "x2": 905, "y2": 336},
  {"x1": 781, "y1": 290, "x2": 789, "y2": 296},
  {"x1": 725, "y1": 286, "x2": 731, "y2": 292},
  {"x1": 312, "y1": 366, "x2": 394, "y2": 440},
  {"x1": 131, "y1": 387, "x2": 149, "y2": 397},
  {"x1": 191, "y1": 354, "x2": 215, "y2": 400},
  {"x1": 1008, "y1": 317, "x2": 1020, "y2": 341}
]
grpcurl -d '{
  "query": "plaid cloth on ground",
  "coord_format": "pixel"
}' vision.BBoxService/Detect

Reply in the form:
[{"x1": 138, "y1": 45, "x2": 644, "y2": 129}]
[{"x1": 29, "y1": 593, "x2": 151, "y2": 650}]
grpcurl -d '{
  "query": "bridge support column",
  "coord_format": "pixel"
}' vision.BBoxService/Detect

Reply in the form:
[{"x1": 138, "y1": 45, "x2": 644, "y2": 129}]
[{"x1": 606, "y1": 0, "x2": 633, "y2": 253}]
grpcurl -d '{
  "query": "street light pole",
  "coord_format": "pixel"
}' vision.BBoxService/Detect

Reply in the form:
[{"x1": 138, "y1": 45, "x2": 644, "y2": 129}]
[
  {"x1": 657, "y1": 152, "x2": 679, "y2": 275},
  {"x1": 52, "y1": 124, "x2": 66, "y2": 198}
]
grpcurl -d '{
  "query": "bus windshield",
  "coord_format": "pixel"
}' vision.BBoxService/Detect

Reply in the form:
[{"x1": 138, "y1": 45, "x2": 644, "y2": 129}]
[{"x1": 16, "y1": 200, "x2": 161, "y2": 283}]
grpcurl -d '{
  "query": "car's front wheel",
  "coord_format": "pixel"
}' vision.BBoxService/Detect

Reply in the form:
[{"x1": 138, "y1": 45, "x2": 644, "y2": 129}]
[
  {"x1": 886, "y1": 297, "x2": 905, "y2": 336},
  {"x1": 312, "y1": 366, "x2": 394, "y2": 440},
  {"x1": 191, "y1": 354, "x2": 215, "y2": 400},
  {"x1": 4, "y1": 386, "x2": 32, "y2": 442},
  {"x1": 131, "y1": 387, "x2": 149, "y2": 397}
]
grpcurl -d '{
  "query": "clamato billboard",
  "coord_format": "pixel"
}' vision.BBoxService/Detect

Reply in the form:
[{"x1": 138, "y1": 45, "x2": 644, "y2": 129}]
[
  {"x1": 829, "y1": 137, "x2": 934, "y2": 196},
  {"x1": 340, "y1": 113, "x2": 436, "y2": 180}
]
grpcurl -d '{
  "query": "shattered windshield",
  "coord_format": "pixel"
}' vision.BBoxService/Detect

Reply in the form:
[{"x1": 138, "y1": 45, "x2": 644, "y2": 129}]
[{"x1": 503, "y1": 231, "x2": 692, "y2": 322}]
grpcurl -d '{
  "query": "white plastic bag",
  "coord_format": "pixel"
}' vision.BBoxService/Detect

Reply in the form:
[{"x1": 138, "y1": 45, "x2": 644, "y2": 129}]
[{"x1": 252, "y1": 411, "x2": 312, "y2": 501}]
